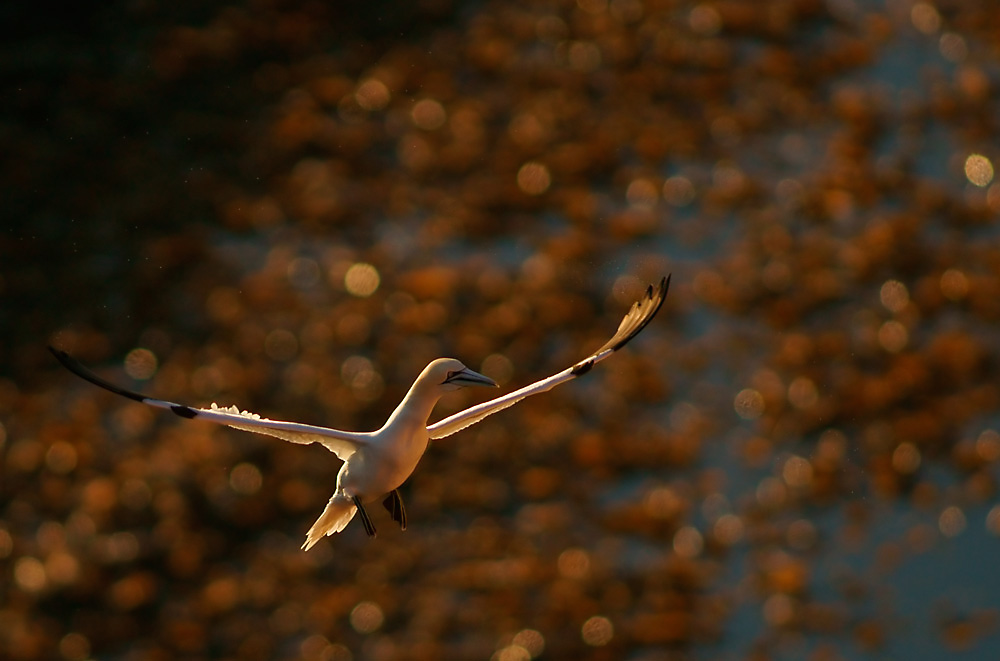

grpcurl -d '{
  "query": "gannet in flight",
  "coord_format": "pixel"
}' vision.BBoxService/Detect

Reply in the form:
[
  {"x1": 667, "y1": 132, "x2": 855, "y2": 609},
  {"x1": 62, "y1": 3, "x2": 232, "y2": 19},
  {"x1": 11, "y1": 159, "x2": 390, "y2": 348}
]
[{"x1": 50, "y1": 276, "x2": 669, "y2": 549}]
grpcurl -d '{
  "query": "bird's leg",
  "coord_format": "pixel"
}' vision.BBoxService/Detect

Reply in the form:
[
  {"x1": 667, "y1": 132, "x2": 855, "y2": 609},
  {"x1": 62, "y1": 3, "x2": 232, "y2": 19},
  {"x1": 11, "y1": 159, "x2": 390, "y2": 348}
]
[
  {"x1": 382, "y1": 489, "x2": 407, "y2": 531},
  {"x1": 352, "y1": 495, "x2": 377, "y2": 537}
]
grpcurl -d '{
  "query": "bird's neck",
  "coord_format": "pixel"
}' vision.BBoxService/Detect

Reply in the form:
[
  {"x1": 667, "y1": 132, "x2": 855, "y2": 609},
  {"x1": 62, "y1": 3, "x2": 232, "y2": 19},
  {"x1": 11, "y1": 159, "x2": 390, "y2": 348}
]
[{"x1": 382, "y1": 381, "x2": 442, "y2": 432}]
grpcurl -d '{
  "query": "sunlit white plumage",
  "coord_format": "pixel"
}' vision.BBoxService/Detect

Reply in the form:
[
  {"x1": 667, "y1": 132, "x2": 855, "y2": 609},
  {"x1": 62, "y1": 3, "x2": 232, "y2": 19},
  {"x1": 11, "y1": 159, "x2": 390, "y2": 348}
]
[{"x1": 50, "y1": 276, "x2": 669, "y2": 549}]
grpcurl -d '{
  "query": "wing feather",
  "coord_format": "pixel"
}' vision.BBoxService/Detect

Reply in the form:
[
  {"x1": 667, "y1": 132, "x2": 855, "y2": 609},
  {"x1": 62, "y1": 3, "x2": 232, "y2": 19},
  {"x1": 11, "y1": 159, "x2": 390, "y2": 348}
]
[
  {"x1": 49, "y1": 348, "x2": 367, "y2": 460},
  {"x1": 427, "y1": 275, "x2": 669, "y2": 440}
]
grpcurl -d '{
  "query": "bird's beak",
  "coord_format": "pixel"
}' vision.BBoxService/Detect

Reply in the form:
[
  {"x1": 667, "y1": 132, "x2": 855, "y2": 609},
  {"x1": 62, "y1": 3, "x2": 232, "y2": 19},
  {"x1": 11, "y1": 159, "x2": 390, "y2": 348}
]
[{"x1": 445, "y1": 368, "x2": 499, "y2": 388}]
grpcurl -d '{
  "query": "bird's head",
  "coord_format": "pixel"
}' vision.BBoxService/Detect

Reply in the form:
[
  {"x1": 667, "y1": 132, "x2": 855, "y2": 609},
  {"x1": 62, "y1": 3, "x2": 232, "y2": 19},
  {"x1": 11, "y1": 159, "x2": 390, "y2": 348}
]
[{"x1": 425, "y1": 358, "x2": 499, "y2": 392}]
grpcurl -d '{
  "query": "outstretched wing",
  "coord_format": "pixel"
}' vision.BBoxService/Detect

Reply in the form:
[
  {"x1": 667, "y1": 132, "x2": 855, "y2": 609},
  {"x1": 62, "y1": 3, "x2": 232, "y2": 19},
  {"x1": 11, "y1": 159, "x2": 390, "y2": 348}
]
[
  {"x1": 49, "y1": 348, "x2": 369, "y2": 460},
  {"x1": 427, "y1": 275, "x2": 670, "y2": 440}
]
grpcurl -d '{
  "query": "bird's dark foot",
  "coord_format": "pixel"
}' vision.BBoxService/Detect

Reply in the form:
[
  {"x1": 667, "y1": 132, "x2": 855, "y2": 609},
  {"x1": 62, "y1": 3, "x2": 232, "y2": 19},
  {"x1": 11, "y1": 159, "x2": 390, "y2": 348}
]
[
  {"x1": 353, "y1": 496, "x2": 377, "y2": 537},
  {"x1": 382, "y1": 489, "x2": 407, "y2": 531}
]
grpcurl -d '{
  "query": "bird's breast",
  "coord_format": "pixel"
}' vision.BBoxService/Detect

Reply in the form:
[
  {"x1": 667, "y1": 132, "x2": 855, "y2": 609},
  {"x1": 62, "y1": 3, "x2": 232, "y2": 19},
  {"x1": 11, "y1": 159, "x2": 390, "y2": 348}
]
[
  {"x1": 382, "y1": 426, "x2": 430, "y2": 475},
  {"x1": 346, "y1": 425, "x2": 429, "y2": 496}
]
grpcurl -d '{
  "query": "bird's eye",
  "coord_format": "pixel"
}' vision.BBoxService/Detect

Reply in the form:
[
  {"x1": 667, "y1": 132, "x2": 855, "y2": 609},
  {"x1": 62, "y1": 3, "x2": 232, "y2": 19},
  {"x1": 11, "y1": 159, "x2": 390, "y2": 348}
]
[{"x1": 445, "y1": 370, "x2": 458, "y2": 381}]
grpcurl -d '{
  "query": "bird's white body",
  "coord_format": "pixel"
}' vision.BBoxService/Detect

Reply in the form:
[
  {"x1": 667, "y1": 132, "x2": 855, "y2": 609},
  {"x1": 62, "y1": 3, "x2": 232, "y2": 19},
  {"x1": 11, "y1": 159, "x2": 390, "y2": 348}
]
[
  {"x1": 51, "y1": 276, "x2": 669, "y2": 550},
  {"x1": 301, "y1": 359, "x2": 475, "y2": 548}
]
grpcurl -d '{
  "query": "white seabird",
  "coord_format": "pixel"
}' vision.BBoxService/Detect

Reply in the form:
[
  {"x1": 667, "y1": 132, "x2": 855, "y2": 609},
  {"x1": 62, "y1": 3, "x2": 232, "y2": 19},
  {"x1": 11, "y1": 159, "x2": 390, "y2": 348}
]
[{"x1": 50, "y1": 276, "x2": 669, "y2": 549}]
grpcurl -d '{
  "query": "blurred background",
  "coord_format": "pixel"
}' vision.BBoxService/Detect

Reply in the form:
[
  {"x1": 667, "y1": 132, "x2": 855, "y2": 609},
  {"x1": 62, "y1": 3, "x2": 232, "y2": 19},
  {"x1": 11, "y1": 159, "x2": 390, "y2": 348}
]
[{"x1": 3, "y1": 0, "x2": 1000, "y2": 659}]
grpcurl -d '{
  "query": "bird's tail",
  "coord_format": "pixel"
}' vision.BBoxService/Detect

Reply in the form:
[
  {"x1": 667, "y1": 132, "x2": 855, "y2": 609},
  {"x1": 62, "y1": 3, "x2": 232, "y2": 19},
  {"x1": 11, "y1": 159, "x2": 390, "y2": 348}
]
[{"x1": 301, "y1": 494, "x2": 356, "y2": 551}]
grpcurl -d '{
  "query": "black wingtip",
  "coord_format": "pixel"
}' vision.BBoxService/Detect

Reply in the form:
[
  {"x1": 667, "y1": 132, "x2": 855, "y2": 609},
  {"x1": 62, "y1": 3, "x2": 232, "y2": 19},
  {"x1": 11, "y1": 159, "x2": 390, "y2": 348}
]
[
  {"x1": 49, "y1": 346, "x2": 150, "y2": 403},
  {"x1": 48, "y1": 345, "x2": 69, "y2": 363},
  {"x1": 657, "y1": 275, "x2": 671, "y2": 300},
  {"x1": 591, "y1": 274, "x2": 671, "y2": 356}
]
